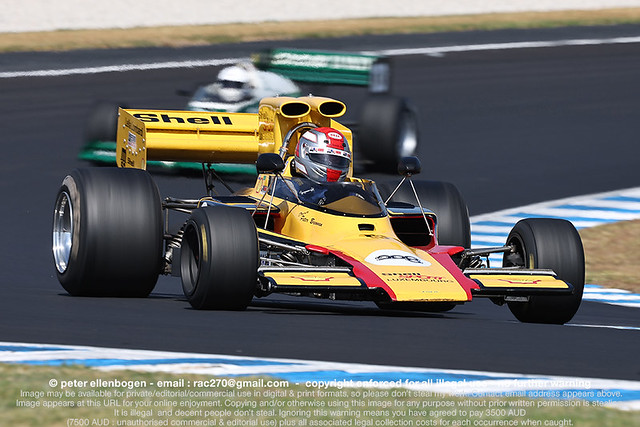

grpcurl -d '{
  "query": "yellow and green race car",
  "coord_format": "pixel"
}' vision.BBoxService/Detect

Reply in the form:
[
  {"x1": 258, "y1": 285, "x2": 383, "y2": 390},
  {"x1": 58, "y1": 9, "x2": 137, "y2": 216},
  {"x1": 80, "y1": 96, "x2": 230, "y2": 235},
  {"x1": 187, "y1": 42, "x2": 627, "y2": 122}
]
[{"x1": 53, "y1": 96, "x2": 584, "y2": 324}]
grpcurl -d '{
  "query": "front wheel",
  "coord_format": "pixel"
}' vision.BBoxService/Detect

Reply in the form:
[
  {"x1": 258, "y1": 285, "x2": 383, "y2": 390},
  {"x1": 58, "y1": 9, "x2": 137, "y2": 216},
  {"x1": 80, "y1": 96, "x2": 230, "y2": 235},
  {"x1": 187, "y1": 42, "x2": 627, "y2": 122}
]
[
  {"x1": 180, "y1": 206, "x2": 259, "y2": 310},
  {"x1": 503, "y1": 218, "x2": 585, "y2": 324}
]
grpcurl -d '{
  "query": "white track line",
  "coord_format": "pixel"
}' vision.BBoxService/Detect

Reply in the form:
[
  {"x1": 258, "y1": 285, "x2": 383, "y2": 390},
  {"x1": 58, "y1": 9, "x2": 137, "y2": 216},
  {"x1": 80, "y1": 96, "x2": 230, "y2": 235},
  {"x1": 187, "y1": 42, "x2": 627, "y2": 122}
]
[
  {"x1": 365, "y1": 36, "x2": 640, "y2": 56},
  {"x1": 0, "y1": 58, "x2": 245, "y2": 79}
]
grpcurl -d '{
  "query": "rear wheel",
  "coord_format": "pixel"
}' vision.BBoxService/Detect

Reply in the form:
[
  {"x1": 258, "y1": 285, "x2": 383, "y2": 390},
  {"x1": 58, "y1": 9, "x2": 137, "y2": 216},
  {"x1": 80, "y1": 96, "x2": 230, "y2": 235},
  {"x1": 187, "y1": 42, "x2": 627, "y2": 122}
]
[
  {"x1": 181, "y1": 206, "x2": 259, "y2": 310},
  {"x1": 384, "y1": 180, "x2": 470, "y2": 248},
  {"x1": 359, "y1": 95, "x2": 419, "y2": 172},
  {"x1": 52, "y1": 168, "x2": 163, "y2": 297},
  {"x1": 503, "y1": 218, "x2": 585, "y2": 324},
  {"x1": 84, "y1": 101, "x2": 123, "y2": 143}
]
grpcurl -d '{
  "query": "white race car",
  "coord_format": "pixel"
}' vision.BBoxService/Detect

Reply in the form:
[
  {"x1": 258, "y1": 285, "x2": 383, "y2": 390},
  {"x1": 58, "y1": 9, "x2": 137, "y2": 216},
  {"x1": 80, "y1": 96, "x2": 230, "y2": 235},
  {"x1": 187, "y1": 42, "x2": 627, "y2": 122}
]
[{"x1": 185, "y1": 61, "x2": 300, "y2": 113}]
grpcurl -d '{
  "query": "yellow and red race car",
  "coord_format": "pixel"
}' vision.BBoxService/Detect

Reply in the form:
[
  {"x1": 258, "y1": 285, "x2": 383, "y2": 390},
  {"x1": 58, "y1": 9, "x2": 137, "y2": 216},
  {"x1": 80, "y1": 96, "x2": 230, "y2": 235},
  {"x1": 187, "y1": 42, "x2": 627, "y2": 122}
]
[{"x1": 52, "y1": 96, "x2": 584, "y2": 324}]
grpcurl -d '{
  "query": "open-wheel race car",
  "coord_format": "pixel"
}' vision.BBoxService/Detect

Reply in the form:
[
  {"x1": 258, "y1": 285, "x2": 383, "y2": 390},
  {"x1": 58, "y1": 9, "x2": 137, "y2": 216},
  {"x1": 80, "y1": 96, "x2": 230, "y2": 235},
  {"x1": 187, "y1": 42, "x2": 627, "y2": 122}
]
[{"x1": 53, "y1": 96, "x2": 585, "y2": 324}]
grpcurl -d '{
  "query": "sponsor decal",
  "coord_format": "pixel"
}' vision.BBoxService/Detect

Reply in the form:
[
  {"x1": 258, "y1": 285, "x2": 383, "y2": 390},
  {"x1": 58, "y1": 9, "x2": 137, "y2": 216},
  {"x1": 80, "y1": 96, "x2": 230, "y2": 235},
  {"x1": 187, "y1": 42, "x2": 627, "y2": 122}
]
[
  {"x1": 298, "y1": 211, "x2": 323, "y2": 227},
  {"x1": 307, "y1": 146, "x2": 351, "y2": 159},
  {"x1": 124, "y1": 118, "x2": 144, "y2": 136},
  {"x1": 127, "y1": 131, "x2": 137, "y2": 151},
  {"x1": 365, "y1": 250, "x2": 431, "y2": 267},
  {"x1": 133, "y1": 113, "x2": 233, "y2": 125},
  {"x1": 271, "y1": 52, "x2": 374, "y2": 71},
  {"x1": 200, "y1": 224, "x2": 208, "y2": 263},
  {"x1": 256, "y1": 176, "x2": 270, "y2": 195},
  {"x1": 260, "y1": 122, "x2": 275, "y2": 132},
  {"x1": 382, "y1": 272, "x2": 454, "y2": 283},
  {"x1": 327, "y1": 131, "x2": 343, "y2": 140}
]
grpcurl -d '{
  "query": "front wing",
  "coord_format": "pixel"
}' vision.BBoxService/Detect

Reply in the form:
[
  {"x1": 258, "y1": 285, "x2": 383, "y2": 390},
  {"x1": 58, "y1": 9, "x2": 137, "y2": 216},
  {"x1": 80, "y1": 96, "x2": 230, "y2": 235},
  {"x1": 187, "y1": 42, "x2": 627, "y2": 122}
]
[{"x1": 256, "y1": 230, "x2": 574, "y2": 304}]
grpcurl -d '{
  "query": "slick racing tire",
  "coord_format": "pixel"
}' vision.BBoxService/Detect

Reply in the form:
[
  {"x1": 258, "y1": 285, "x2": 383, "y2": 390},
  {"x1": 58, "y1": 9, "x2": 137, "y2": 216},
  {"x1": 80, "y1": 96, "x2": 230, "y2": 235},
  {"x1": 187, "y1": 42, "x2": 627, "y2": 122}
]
[
  {"x1": 180, "y1": 206, "x2": 259, "y2": 310},
  {"x1": 503, "y1": 218, "x2": 585, "y2": 325},
  {"x1": 385, "y1": 180, "x2": 471, "y2": 248},
  {"x1": 359, "y1": 95, "x2": 419, "y2": 172},
  {"x1": 52, "y1": 168, "x2": 163, "y2": 297},
  {"x1": 84, "y1": 101, "x2": 124, "y2": 144}
]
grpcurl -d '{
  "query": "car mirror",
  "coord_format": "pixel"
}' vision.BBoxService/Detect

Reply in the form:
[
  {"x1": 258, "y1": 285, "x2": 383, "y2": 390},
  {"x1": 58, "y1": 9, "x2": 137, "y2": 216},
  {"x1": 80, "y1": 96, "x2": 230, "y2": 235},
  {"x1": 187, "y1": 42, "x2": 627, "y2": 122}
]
[
  {"x1": 398, "y1": 156, "x2": 421, "y2": 176},
  {"x1": 256, "y1": 153, "x2": 285, "y2": 174}
]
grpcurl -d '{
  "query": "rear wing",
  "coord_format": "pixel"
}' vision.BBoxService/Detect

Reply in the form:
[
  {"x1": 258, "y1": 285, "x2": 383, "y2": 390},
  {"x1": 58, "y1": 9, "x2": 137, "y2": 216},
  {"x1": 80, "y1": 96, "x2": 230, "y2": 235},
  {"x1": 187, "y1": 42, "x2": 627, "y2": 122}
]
[
  {"x1": 252, "y1": 49, "x2": 390, "y2": 93},
  {"x1": 116, "y1": 96, "x2": 353, "y2": 169}
]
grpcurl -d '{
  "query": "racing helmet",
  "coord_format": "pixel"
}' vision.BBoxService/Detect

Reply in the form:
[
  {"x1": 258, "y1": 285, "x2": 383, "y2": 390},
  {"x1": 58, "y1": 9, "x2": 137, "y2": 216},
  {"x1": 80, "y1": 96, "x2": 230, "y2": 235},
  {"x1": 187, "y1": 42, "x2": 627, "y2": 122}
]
[
  {"x1": 216, "y1": 64, "x2": 253, "y2": 102},
  {"x1": 294, "y1": 127, "x2": 351, "y2": 182}
]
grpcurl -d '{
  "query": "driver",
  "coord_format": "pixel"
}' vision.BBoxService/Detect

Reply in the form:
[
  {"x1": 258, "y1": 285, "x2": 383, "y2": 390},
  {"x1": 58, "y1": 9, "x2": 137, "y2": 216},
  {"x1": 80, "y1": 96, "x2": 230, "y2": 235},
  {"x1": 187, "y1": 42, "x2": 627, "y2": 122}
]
[
  {"x1": 215, "y1": 63, "x2": 258, "y2": 102},
  {"x1": 294, "y1": 127, "x2": 351, "y2": 182}
]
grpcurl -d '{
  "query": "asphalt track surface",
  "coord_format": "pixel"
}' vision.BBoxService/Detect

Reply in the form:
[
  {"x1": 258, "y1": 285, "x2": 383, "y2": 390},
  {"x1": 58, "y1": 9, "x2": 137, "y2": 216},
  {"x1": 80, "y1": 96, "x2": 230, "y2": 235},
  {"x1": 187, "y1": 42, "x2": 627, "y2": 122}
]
[{"x1": 1, "y1": 26, "x2": 639, "y2": 381}]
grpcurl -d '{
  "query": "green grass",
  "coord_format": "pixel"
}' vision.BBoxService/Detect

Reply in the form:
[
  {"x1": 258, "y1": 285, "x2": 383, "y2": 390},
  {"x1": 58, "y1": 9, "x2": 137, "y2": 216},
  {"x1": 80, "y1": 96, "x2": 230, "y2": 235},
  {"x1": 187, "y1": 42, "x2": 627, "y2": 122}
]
[
  {"x1": 580, "y1": 219, "x2": 640, "y2": 293},
  {"x1": 3, "y1": 8, "x2": 640, "y2": 53}
]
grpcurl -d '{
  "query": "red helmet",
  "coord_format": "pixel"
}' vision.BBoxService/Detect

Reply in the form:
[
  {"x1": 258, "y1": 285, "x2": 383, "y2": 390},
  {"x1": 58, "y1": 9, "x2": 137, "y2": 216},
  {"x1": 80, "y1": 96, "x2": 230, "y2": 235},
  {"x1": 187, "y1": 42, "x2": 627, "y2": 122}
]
[{"x1": 294, "y1": 127, "x2": 351, "y2": 182}]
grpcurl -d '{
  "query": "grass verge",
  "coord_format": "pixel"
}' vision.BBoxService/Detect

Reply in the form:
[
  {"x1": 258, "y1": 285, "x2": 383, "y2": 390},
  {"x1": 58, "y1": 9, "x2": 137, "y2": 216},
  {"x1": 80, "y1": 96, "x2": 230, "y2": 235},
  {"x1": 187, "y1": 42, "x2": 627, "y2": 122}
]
[
  {"x1": 580, "y1": 219, "x2": 640, "y2": 293},
  {"x1": 2, "y1": 8, "x2": 640, "y2": 53},
  {"x1": 1, "y1": 364, "x2": 639, "y2": 426}
]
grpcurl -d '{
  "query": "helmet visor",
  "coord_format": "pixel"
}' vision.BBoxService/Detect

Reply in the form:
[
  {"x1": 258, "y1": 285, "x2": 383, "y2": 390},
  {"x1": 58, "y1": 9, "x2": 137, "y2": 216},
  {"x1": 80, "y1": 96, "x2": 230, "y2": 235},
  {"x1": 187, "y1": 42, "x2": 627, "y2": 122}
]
[
  {"x1": 220, "y1": 80, "x2": 246, "y2": 89},
  {"x1": 308, "y1": 153, "x2": 350, "y2": 169}
]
